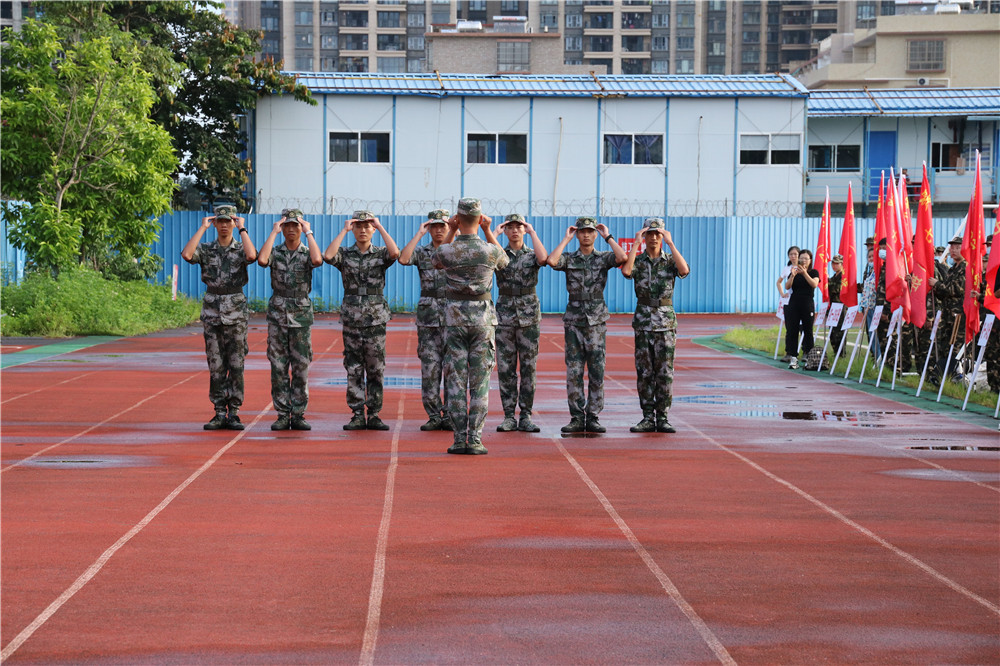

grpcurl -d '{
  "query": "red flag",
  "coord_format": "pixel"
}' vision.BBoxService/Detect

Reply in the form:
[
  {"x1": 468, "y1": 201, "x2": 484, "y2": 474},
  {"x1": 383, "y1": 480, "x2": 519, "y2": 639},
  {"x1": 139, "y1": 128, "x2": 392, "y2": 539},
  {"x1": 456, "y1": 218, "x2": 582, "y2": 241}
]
[
  {"x1": 884, "y1": 180, "x2": 911, "y2": 320},
  {"x1": 873, "y1": 173, "x2": 886, "y2": 286},
  {"x1": 963, "y1": 152, "x2": 986, "y2": 344},
  {"x1": 816, "y1": 188, "x2": 832, "y2": 301},
  {"x1": 984, "y1": 207, "x2": 1000, "y2": 318},
  {"x1": 838, "y1": 183, "x2": 858, "y2": 308},
  {"x1": 910, "y1": 164, "x2": 934, "y2": 328},
  {"x1": 898, "y1": 172, "x2": 914, "y2": 272}
]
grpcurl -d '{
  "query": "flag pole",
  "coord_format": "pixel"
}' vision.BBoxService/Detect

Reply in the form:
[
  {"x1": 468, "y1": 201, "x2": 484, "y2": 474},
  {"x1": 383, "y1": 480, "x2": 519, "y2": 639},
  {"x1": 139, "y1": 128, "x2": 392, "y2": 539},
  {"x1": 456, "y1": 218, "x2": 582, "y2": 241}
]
[
  {"x1": 936, "y1": 318, "x2": 961, "y2": 402},
  {"x1": 858, "y1": 305, "x2": 883, "y2": 384},
  {"x1": 963, "y1": 314, "x2": 995, "y2": 410},
  {"x1": 915, "y1": 310, "x2": 941, "y2": 397},
  {"x1": 844, "y1": 322, "x2": 865, "y2": 379}
]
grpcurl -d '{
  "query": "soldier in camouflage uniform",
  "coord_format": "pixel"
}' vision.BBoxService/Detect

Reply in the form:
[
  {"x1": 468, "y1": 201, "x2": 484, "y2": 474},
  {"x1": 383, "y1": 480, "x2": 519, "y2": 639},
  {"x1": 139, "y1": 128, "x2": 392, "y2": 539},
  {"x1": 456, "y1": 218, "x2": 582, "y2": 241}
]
[
  {"x1": 621, "y1": 218, "x2": 689, "y2": 434},
  {"x1": 914, "y1": 256, "x2": 945, "y2": 382},
  {"x1": 399, "y1": 209, "x2": 454, "y2": 431},
  {"x1": 324, "y1": 211, "x2": 399, "y2": 431},
  {"x1": 548, "y1": 217, "x2": 627, "y2": 433},
  {"x1": 432, "y1": 198, "x2": 509, "y2": 455},
  {"x1": 257, "y1": 209, "x2": 323, "y2": 431},
  {"x1": 827, "y1": 255, "x2": 845, "y2": 354},
  {"x1": 495, "y1": 214, "x2": 549, "y2": 433},
  {"x1": 929, "y1": 237, "x2": 967, "y2": 379},
  {"x1": 181, "y1": 205, "x2": 257, "y2": 430}
]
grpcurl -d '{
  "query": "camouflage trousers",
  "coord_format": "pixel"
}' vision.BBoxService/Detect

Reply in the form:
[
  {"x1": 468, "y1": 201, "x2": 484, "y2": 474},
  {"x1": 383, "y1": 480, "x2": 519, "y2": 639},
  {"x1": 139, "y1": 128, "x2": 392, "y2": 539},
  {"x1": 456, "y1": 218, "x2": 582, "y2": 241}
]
[
  {"x1": 417, "y1": 325, "x2": 448, "y2": 419},
  {"x1": 936, "y1": 312, "x2": 966, "y2": 377},
  {"x1": 564, "y1": 323, "x2": 606, "y2": 420},
  {"x1": 267, "y1": 322, "x2": 312, "y2": 417},
  {"x1": 496, "y1": 323, "x2": 540, "y2": 418},
  {"x1": 984, "y1": 328, "x2": 1000, "y2": 393},
  {"x1": 828, "y1": 309, "x2": 846, "y2": 356},
  {"x1": 634, "y1": 329, "x2": 675, "y2": 417},
  {"x1": 444, "y1": 325, "x2": 496, "y2": 446},
  {"x1": 878, "y1": 318, "x2": 913, "y2": 372},
  {"x1": 914, "y1": 317, "x2": 939, "y2": 376},
  {"x1": 342, "y1": 324, "x2": 386, "y2": 416},
  {"x1": 203, "y1": 320, "x2": 248, "y2": 414}
]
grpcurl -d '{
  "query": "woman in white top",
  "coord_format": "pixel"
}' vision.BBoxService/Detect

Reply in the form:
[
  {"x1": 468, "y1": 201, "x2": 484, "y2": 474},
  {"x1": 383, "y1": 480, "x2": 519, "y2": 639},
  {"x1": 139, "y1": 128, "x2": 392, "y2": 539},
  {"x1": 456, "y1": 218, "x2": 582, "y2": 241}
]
[{"x1": 776, "y1": 246, "x2": 800, "y2": 298}]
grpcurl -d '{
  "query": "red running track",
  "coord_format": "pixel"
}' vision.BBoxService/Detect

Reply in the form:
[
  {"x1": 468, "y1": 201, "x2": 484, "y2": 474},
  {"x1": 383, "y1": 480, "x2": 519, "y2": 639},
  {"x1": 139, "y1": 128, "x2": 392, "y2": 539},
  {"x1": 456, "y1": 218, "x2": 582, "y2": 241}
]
[{"x1": 2, "y1": 314, "x2": 998, "y2": 664}]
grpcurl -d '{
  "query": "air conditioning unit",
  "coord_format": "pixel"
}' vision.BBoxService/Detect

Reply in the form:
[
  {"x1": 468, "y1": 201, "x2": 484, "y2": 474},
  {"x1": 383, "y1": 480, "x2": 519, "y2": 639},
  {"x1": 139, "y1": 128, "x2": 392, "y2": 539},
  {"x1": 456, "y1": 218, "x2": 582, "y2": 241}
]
[{"x1": 916, "y1": 76, "x2": 930, "y2": 86}]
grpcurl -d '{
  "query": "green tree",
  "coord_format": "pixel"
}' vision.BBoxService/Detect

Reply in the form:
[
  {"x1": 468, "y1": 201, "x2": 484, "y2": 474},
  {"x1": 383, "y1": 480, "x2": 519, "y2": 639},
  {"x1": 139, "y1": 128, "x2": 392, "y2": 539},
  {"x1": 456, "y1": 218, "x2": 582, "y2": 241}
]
[
  {"x1": 1, "y1": 16, "x2": 178, "y2": 273},
  {"x1": 44, "y1": 1, "x2": 316, "y2": 211}
]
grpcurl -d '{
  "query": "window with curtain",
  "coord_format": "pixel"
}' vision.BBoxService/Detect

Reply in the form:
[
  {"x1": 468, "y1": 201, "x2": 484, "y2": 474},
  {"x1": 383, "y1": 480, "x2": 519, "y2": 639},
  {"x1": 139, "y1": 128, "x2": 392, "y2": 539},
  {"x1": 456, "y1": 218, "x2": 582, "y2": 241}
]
[
  {"x1": 740, "y1": 134, "x2": 801, "y2": 165},
  {"x1": 467, "y1": 133, "x2": 527, "y2": 164},
  {"x1": 604, "y1": 134, "x2": 663, "y2": 165}
]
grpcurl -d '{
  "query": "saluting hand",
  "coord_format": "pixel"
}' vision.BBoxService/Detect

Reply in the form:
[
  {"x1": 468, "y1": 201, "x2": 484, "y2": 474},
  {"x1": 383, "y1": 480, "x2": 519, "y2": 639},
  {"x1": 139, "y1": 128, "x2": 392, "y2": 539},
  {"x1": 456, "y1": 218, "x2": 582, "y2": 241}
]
[
  {"x1": 344, "y1": 218, "x2": 355, "y2": 231},
  {"x1": 479, "y1": 214, "x2": 492, "y2": 230},
  {"x1": 234, "y1": 216, "x2": 246, "y2": 231},
  {"x1": 564, "y1": 225, "x2": 576, "y2": 240},
  {"x1": 300, "y1": 219, "x2": 312, "y2": 235},
  {"x1": 273, "y1": 218, "x2": 286, "y2": 233},
  {"x1": 447, "y1": 215, "x2": 460, "y2": 231},
  {"x1": 202, "y1": 216, "x2": 214, "y2": 230},
  {"x1": 662, "y1": 230, "x2": 673, "y2": 245},
  {"x1": 595, "y1": 223, "x2": 611, "y2": 239}
]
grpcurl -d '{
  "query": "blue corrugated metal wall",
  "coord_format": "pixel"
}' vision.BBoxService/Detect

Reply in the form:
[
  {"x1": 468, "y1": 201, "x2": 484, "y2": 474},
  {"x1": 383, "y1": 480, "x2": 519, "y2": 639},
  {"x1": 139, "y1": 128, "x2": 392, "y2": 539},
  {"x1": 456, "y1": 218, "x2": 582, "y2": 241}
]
[{"x1": 150, "y1": 213, "x2": 967, "y2": 314}]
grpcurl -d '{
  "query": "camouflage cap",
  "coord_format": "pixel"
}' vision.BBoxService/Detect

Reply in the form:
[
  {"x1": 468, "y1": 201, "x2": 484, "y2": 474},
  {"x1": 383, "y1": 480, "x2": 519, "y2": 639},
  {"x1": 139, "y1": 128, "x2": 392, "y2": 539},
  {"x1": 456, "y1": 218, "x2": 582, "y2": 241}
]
[
  {"x1": 864, "y1": 236, "x2": 874, "y2": 247},
  {"x1": 831, "y1": 254, "x2": 844, "y2": 263},
  {"x1": 504, "y1": 213, "x2": 526, "y2": 224},
  {"x1": 282, "y1": 208, "x2": 303, "y2": 223},
  {"x1": 457, "y1": 198, "x2": 482, "y2": 216},
  {"x1": 427, "y1": 209, "x2": 451, "y2": 223},
  {"x1": 643, "y1": 217, "x2": 666, "y2": 233},
  {"x1": 947, "y1": 235, "x2": 962, "y2": 245},
  {"x1": 353, "y1": 210, "x2": 375, "y2": 222},
  {"x1": 574, "y1": 216, "x2": 598, "y2": 230},
  {"x1": 213, "y1": 205, "x2": 237, "y2": 220},
  {"x1": 934, "y1": 246, "x2": 945, "y2": 254},
  {"x1": 988, "y1": 234, "x2": 993, "y2": 245}
]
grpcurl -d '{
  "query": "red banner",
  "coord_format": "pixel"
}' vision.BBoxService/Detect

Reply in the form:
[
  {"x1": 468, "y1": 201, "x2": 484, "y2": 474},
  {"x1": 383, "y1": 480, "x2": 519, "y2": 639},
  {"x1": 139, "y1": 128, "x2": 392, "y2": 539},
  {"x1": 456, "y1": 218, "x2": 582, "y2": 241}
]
[
  {"x1": 837, "y1": 183, "x2": 858, "y2": 308},
  {"x1": 816, "y1": 189, "x2": 831, "y2": 302},
  {"x1": 910, "y1": 165, "x2": 934, "y2": 328},
  {"x1": 963, "y1": 153, "x2": 986, "y2": 344}
]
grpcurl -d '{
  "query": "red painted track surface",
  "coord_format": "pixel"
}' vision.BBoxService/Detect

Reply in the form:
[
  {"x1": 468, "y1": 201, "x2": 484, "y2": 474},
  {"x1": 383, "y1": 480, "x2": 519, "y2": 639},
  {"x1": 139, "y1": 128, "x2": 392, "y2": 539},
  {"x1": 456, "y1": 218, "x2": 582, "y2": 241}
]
[{"x1": 2, "y1": 314, "x2": 998, "y2": 665}]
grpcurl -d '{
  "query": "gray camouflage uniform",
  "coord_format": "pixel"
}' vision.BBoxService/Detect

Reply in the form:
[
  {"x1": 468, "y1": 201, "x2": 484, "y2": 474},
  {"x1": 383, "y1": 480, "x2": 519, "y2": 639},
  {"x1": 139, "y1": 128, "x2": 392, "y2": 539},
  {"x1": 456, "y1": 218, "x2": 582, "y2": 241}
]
[
  {"x1": 626, "y1": 250, "x2": 686, "y2": 421},
  {"x1": 326, "y1": 243, "x2": 395, "y2": 419},
  {"x1": 495, "y1": 244, "x2": 542, "y2": 420},
  {"x1": 552, "y1": 247, "x2": 621, "y2": 421},
  {"x1": 264, "y1": 242, "x2": 316, "y2": 418},
  {"x1": 410, "y1": 243, "x2": 450, "y2": 420},
  {"x1": 185, "y1": 239, "x2": 252, "y2": 416},
  {"x1": 432, "y1": 216, "x2": 509, "y2": 448}
]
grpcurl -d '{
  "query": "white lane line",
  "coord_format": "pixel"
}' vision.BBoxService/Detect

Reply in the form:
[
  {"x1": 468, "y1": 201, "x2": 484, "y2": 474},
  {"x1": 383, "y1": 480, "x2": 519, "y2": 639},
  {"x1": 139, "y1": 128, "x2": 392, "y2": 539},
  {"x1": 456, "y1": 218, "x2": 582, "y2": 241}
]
[
  {"x1": 1, "y1": 371, "x2": 97, "y2": 406},
  {"x1": 679, "y1": 418, "x2": 1000, "y2": 618},
  {"x1": 0, "y1": 406, "x2": 272, "y2": 663},
  {"x1": 551, "y1": 436, "x2": 736, "y2": 666},
  {"x1": 1, "y1": 374, "x2": 199, "y2": 473},
  {"x1": 359, "y1": 338, "x2": 411, "y2": 666}
]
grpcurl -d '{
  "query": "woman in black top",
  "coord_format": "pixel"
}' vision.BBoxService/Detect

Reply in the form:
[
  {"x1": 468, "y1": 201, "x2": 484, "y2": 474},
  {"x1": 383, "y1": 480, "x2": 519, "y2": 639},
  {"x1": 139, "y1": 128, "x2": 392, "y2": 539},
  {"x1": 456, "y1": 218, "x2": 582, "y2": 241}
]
[{"x1": 783, "y1": 249, "x2": 820, "y2": 367}]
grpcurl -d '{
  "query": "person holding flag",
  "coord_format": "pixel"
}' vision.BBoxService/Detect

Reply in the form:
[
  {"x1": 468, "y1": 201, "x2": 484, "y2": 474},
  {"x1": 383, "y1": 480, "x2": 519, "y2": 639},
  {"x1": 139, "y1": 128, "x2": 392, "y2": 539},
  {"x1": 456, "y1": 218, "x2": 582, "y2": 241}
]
[
  {"x1": 911, "y1": 165, "x2": 944, "y2": 380},
  {"x1": 961, "y1": 152, "x2": 987, "y2": 375},
  {"x1": 929, "y1": 237, "x2": 967, "y2": 379},
  {"x1": 981, "y1": 209, "x2": 1000, "y2": 392}
]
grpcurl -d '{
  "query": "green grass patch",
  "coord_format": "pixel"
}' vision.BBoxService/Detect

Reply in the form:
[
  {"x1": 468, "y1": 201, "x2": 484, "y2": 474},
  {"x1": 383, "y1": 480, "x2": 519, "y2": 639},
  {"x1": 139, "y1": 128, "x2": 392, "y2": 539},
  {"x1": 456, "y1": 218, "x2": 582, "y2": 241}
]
[
  {"x1": 721, "y1": 323, "x2": 997, "y2": 410},
  {"x1": 1, "y1": 266, "x2": 201, "y2": 337}
]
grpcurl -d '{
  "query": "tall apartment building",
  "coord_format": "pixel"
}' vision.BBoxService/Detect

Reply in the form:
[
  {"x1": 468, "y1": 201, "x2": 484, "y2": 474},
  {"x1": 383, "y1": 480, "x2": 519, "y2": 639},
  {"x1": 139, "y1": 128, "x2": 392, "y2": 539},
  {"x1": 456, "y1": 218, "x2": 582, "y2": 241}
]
[{"x1": 227, "y1": 1, "x2": 909, "y2": 75}]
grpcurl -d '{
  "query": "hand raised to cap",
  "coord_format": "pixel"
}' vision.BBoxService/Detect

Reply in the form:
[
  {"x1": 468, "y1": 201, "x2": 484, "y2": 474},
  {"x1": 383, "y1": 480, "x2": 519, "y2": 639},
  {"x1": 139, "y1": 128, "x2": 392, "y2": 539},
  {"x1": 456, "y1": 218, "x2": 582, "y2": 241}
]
[
  {"x1": 564, "y1": 225, "x2": 577, "y2": 239},
  {"x1": 479, "y1": 214, "x2": 492, "y2": 229},
  {"x1": 447, "y1": 215, "x2": 460, "y2": 231},
  {"x1": 595, "y1": 223, "x2": 610, "y2": 238}
]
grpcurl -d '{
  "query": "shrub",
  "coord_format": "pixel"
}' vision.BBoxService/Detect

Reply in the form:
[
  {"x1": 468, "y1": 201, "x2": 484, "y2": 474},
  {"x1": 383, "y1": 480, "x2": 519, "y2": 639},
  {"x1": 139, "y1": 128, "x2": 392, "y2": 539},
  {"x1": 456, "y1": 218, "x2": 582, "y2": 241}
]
[{"x1": 1, "y1": 266, "x2": 200, "y2": 337}]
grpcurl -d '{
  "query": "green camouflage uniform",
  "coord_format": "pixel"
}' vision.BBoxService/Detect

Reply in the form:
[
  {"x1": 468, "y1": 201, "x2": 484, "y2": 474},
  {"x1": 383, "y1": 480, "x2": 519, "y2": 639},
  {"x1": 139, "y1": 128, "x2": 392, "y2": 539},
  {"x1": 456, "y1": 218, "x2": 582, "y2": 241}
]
[
  {"x1": 978, "y1": 268, "x2": 1000, "y2": 392},
  {"x1": 828, "y1": 271, "x2": 844, "y2": 353},
  {"x1": 552, "y1": 249, "x2": 621, "y2": 421},
  {"x1": 432, "y1": 233, "x2": 509, "y2": 447},
  {"x1": 326, "y1": 244, "x2": 395, "y2": 418},
  {"x1": 495, "y1": 245, "x2": 542, "y2": 420},
  {"x1": 915, "y1": 262, "x2": 945, "y2": 374},
  {"x1": 933, "y1": 259, "x2": 967, "y2": 373},
  {"x1": 625, "y1": 251, "x2": 685, "y2": 420},
  {"x1": 185, "y1": 239, "x2": 252, "y2": 416},
  {"x1": 410, "y1": 244, "x2": 450, "y2": 420},
  {"x1": 264, "y1": 242, "x2": 316, "y2": 418}
]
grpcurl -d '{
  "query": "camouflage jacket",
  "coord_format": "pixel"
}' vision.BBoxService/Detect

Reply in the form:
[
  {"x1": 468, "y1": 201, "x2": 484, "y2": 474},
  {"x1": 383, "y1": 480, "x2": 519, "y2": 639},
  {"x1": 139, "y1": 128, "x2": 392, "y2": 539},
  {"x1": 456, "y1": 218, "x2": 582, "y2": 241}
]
[
  {"x1": 828, "y1": 271, "x2": 843, "y2": 304},
  {"x1": 496, "y1": 245, "x2": 542, "y2": 327},
  {"x1": 432, "y1": 234, "x2": 509, "y2": 327},
  {"x1": 326, "y1": 244, "x2": 395, "y2": 328},
  {"x1": 625, "y1": 252, "x2": 684, "y2": 331},
  {"x1": 933, "y1": 259, "x2": 966, "y2": 315},
  {"x1": 185, "y1": 240, "x2": 252, "y2": 326},
  {"x1": 265, "y1": 241, "x2": 316, "y2": 328},
  {"x1": 551, "y1": 249, "x2": 621, "y2": 326},
  {"x1": 409, "y1": 244, "x2": 448, "y2": 328}
]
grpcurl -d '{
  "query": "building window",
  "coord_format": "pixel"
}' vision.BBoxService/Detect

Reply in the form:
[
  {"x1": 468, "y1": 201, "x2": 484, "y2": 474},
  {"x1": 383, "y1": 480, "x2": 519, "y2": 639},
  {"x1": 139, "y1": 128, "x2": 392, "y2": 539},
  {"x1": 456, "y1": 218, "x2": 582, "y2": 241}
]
[
  {"x1": 342, "y1": 10, "x2": 368, "y2": 27},
  {"x1": 330, "y1": 132, "x2": 391, "y2": 163},
  {"x1": 677, "y1": 11, "x2": 694, "y2": 28},
  {"x1": 321, "y1": 10, "x2": 337, "y2": 26},
  {"x1": 622, "y1": 36, "x2": 646, "y2": 52},
  {"x1": 742, "y1": 30, "x2": 759, "y2": 44},
  {"x1": 378, "y1": 56, "x2": 405, "y2": 72},
  {"x1": 676, "y1": 36, "x2": 694, "y2": 51},
  {"x1": 262, "y1": 16, "x2": 279, "y2": 30},
  {"x1": 621, "y1": 59, "x2": 649, "y2": 74},
  {"x1": 408, "y1": 12, "x2": 425, "y2": 27},
  {"x1": 566, "y1": 35, "x2": 582, "y2": 51},
  {"x1": 621, "y1": 12, "x2": 649, "y2": 29},
  {"x1": 338, "y1": 56, "x2": 369, "y2": 71},
  {"x1": 676, "y1": 58, "x2": 693, "y2": 73},
  {"x1": 566, "y1": 13, "x2": 582, "y2": 28},
  {"x1": 500, "y1": 0, "x2": 520, "y2": 12},
  {"x1": 907, "y1": 40, "x2": 945, "y2": 72},
  {"x1": 497, "y1": 41, "x2": 529, "y2": 72},
  {"x1": 588, "y1": 36, "x2": 613, "y2": 52},
  {"x1": 708, "y1": 40, "x2": 724, "y2": 56},
  {"x1": 344, "y1": 34, "x2": 369, "y2": 50},
  {"x1": 741, "y1": 49, "x2": 759, "y2": 64},
  {"x1": 740, "y1": 134, "x2": 801, "y2": 165},
  {"x1": 651, "y1": 59, "x2": 670, "y2": 73},
  {"x1": 321, "y1": 34, "x2": 338, "y2": 49},
  {"x1": 467, "y1": 133, "x2": 527, "y2": 164},
  {"x1": 652, "y1": 35, "x2": 668, "y2": 51},
  {"x1": 708, "y1": 18, "x2": 725, "y2": 33},
  {"x1": 295, "y1": 10, "x2": 313, "y2": 25},
  {"x1": 408, "y1": 35, "x2": 424, "y2": 50},
  {"x1": 407, "y1": 58, "x2": 425, "y2": 72},
  {"x1": 262, "y1": 39, "x2": 279, "y2": 54},
  {"x1": 603, "y1": 134, "x2": 663, "y2": 165},
  {"x1": 295, "y1": 55, "x2": 314, "y2": 70},
  {"x1": 856, "y1": 2, "x2": 876, "y2": 23},
  {"x1": 377, "y1": 11, "x2": 401, "y2": 27},
  {"x1": 808, "y1": 145, "x2": 860, "y2": 172},
  {"x1": 652, "y1": 12, "x2": 669, "y2": 28},
  {"x1": 431, "y1": 9, "x2": 450, "y2": 23},
  {"x1": 296, "y1": 32, "x2": 313, "y2": 47},
  {"x1": 540, "y1": 12, "x2": 557, "y2": 29},
  {"x1": 378, "y1": 34, "x2": 403, "y2": 50},
  {"x1": 565, "y1": 58, "x2": 583, "y2": 66},
  {"x1": 743, "y1": 10, "x2": 760, "y2": 25}
]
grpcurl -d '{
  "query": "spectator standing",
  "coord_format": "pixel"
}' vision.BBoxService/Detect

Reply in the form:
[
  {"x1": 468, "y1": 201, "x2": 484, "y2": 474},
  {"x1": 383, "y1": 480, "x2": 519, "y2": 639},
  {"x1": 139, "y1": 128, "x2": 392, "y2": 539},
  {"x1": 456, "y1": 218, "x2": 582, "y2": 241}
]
[
  {"x1": 784, "y1": 249, "x2": 820, "y2": 368},
  {"x1": 776, "y1": 246, "x2": 800, "y2": 298}
]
